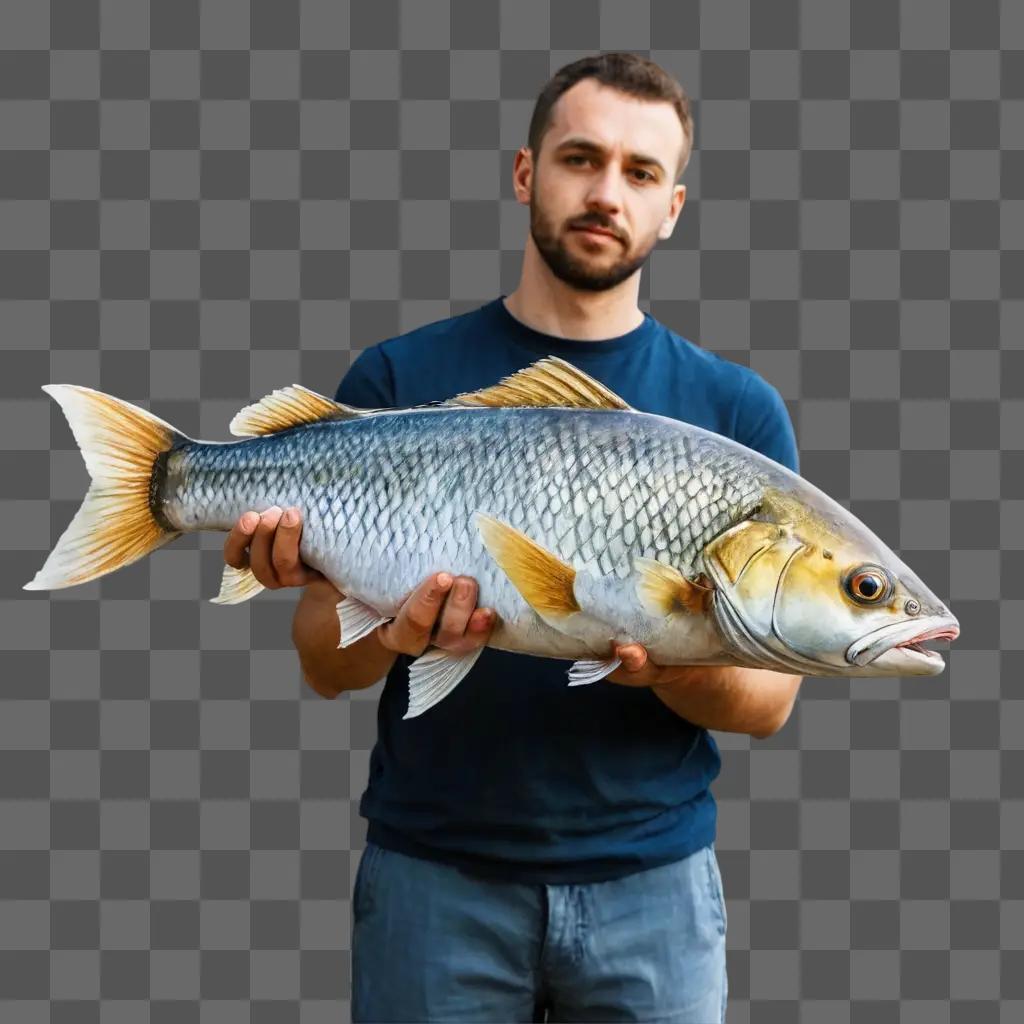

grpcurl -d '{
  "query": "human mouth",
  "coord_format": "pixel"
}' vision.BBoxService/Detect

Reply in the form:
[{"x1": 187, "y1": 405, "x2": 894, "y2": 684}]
[{"x1": 571, "y1": 225, "x2": 620, "y2": 242}]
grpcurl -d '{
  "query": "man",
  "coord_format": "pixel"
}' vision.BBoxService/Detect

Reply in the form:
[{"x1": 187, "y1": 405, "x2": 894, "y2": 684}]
[{"x1": 225, "y1": 53, "x2": 801, "y2": 1023}]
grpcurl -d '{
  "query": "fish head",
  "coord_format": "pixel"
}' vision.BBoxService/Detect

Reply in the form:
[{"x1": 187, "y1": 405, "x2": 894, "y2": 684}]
[{"x1": 700, "y1": 485, "x2": 959, "y2": 677}]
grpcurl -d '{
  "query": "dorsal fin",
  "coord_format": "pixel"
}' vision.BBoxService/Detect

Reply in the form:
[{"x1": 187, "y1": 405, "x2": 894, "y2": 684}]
[
  {"x1": 445, "y1": 356, "x2": 632, "y2": 411},
  {"x1": 229, "y1": 385, "x2": 372, "y2": 437}
]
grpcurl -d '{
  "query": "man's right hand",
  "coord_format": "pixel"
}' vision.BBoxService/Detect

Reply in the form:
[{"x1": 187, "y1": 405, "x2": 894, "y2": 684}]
[
  {"x1": 227, "y1": 508, "x2": 495, "y2": 659},
  {"x1": 224, "y1": 506, "x2": 333, "y2": 595},
  {"x1": 377, "y1": 573, "x2": 495, "y2": 658}
]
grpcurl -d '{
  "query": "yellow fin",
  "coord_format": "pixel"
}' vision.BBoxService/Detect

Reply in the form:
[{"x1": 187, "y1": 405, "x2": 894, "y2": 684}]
[
  {"x1": 706, "y1": 520, "x2": 781, "y2": 585},
  {"x1": 474, "y1": 512, "x2": 580, "y2": 617},
  {"x1": 25, "y1": 385, "x2": 184, "y2": 591},
  {"x1": 447, "y1": 356, "x2": 631, "y2": 411},
  {"x1": 229, "y1": 384, "x2": 369, "y2": 437},
  {"x1": 634, "y1": 557, "x2": 715, "y2": 616}
]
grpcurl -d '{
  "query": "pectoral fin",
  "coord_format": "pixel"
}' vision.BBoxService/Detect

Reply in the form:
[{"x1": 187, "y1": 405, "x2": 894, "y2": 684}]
[
  {"x1": 474, "y1": 512, "x2": 579, "y2": 620},
  {"x1": 634, "y1": 557, "x2": 714, "y2": 616}
]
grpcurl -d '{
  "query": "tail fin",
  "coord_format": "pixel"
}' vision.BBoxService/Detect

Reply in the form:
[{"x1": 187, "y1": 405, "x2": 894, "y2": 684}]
[{"x1": 24, "y1": 385, "x2": 188, "y2": 591}]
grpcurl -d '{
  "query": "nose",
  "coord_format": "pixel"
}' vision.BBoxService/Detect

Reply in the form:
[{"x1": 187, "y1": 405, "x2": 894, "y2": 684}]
[{"x1": 584, "y1": 163, "x2": 623, "y2": 215}]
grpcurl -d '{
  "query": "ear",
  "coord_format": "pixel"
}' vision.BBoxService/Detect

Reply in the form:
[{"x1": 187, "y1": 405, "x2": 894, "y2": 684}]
[
  {"x1": 657, "y1": 184, "x2": 687, "y2": 241},
  {"x1": 512, "y1": 147, "x2": 533, "y2": 206}
]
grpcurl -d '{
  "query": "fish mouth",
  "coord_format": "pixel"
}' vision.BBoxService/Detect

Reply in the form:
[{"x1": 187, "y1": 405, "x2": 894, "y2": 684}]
[{"x1": 846, "y1": 616, "x2": 960, "y2": 675}]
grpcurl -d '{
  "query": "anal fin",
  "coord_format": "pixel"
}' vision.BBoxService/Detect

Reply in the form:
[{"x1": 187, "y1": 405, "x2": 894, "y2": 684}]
[
  {"x1": 336, "y1": 595, "x2": 391, "y2": 648},
  {"x1": 211, "y1": 564, "x2": 266, "y2": 604},
  {"x1": 403, "y1": 646, "x2": 485, "y2": 719}
]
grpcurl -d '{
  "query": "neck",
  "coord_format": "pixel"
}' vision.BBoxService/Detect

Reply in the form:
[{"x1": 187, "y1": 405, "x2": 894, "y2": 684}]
[{"x1": 503, "y1": 237, "x2": 646, "y2": 340}]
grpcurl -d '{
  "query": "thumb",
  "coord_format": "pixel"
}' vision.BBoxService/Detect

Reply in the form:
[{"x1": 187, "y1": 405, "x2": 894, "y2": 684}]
[{"x1": 616, "y1": 644, "x2": 648, "y2": 672}]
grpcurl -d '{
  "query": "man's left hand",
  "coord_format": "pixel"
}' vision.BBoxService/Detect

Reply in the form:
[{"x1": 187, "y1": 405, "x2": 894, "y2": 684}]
[
  {"x1": 605, "y1": 643, "x2": 681, "y2": 688},
  {"x1": 604, "y1": 642, "x2": 803, "y2": 740}
]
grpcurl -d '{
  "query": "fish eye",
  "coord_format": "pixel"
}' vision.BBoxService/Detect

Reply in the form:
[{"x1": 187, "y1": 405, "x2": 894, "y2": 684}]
[{"x1": 843, "y1": 565, "x2": 893, "y2": 605}]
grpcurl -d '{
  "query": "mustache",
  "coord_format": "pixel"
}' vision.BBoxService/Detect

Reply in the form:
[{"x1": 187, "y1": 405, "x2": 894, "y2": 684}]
[{"x1": 567, "y1": 214, "x2": 626, "y2": 243}]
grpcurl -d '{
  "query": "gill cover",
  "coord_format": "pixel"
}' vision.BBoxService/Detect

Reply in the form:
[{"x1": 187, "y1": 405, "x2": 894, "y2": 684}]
[
  {"x1": 703, "y1": 516, "x2": 807, "y2": 642},
  {"x1": 702, "y1": 487, "x2": 913, "y2": 673}
]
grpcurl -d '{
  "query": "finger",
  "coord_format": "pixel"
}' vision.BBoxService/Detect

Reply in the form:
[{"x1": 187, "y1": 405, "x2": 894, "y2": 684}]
[
  {"x1": 379, "y1": 573, "x2": 453, "y2": 655},
  {"x1": 223, "y1": 511, "x2": 259, "y2": 569},
  {"x1": 468, "y1": 607, "x2": 495, "y2": 634},
  {"x1": 248, "y1": 506, "x2": 284, "y2": 588},
  {"x1": 434, "y1": 576, "x2": 478, "y2": 648},
  {"x1": 271, "y1": 506, "x2": 317, "y2": 587},
  {"x1": 463, "y1": 607, "x2": 496, "y2": 649},
  {"x1": 615, "y1": 644, "x2": 648, "y2": 673}
]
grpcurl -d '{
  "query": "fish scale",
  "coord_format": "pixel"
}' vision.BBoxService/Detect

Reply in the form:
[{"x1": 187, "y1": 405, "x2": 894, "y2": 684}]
[
  {"x1": 29, "y1": 362, "x2": 960, "y2": 706},
  {"x1": 160, "y1": 406, "x2": 763, "y2": 647}
]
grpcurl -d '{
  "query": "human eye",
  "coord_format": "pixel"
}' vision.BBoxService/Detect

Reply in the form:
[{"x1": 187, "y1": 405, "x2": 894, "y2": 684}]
[
  {"x1": 630, "y1": 168, "x2": 655, "y2": 183},
  {"x1": 564, "y1": 154, "x2": 589, "y2": 166}
]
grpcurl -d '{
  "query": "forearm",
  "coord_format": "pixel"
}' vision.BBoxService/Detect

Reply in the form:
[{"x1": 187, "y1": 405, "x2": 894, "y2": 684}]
[
  {"x1": 292, "y1": 582, "x2": 398, "y2": 698},
  {"x1": 650, "y1": 666, "x2": 802, "y2": 739}
]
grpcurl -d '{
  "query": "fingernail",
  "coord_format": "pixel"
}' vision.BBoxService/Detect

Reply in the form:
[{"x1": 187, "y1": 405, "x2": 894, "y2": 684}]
[
  {"x1": 282, "y1": 508, "x2": 297, "y2": 526},
  {"x1": 241, "y1": 512, "x2": 258, "y2": 532},
  {"x1": 437, "y1": 573, "x2": 452, "y2": 588},
  {"x1": 263, "y1": 505, "x2": 281, "y2": 519}
]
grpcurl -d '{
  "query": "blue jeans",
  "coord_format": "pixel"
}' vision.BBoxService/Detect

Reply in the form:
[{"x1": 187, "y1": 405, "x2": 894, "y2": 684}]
[{"x1": 351, "y1": 840, "x2": 728, "y2": 1023}]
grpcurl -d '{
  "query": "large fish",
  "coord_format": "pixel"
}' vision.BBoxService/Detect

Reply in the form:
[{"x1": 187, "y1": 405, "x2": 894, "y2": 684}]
[{"x1": 27, "y1": 358, "x2": 958, "y2": 717}]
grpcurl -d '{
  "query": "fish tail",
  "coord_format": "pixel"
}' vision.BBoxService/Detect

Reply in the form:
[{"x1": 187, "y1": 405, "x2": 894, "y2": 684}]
[{"x1": 24, "y1": 385, "x2": 188, "y2": 592}]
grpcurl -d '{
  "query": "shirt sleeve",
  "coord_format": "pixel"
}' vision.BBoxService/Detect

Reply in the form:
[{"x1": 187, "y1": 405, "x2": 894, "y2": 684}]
[
  {"x1": 333, "y1": 344, "x2": 396, "y2": 409},
  {"x1": 733, "y1": 372, "x2": 800, "y2": 474}
]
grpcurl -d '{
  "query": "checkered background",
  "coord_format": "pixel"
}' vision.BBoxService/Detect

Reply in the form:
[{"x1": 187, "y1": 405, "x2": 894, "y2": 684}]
[{"x1": 0, "y1": 0, "x2": 1019, "y2": 1020}]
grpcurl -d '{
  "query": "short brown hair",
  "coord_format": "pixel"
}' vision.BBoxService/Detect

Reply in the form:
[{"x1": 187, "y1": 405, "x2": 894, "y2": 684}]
[{"x1": 527, "y1": 52, "x2": 695, "y2": 180}]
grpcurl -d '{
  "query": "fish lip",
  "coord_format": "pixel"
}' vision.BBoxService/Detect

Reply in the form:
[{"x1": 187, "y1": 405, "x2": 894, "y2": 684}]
[{"x1": 846, "y1": 615, "x2": 960, "y2": 667}]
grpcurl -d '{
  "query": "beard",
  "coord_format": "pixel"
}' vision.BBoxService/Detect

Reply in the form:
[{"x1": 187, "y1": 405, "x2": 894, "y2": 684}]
[{"x1": 528, "y1": 186, "x2": 659, "y2": 293}]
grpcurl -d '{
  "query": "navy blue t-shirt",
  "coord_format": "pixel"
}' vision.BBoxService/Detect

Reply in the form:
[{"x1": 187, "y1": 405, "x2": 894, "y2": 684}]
[{"x1": 334, "y1": 296, "x2": 799, "y2": 884}]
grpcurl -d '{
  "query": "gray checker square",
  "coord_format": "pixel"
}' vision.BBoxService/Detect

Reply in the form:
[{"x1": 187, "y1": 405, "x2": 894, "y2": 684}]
[{"x1": 0, "y1": 0, "x2": 1014, "y2": 1020}]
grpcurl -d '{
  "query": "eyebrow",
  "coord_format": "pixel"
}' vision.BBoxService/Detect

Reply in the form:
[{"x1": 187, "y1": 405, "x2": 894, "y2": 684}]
[{"x1": 553, "y1": 137, "x2": 667, "y2": 176}]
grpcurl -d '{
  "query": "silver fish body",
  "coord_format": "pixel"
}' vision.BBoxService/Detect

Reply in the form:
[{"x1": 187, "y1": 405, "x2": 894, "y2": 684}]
[
  {"x1": 159, "y1": 405, "x2": 765, "y2": 665},
  {"x1": 27, "y1": 357, "x2": 960, "y2": 718}
]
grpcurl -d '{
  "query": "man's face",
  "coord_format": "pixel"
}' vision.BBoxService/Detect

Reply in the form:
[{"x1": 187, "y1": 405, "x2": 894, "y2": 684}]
[{"x1": 526, "y1": 79, "x2": 687, "y2": 292}]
